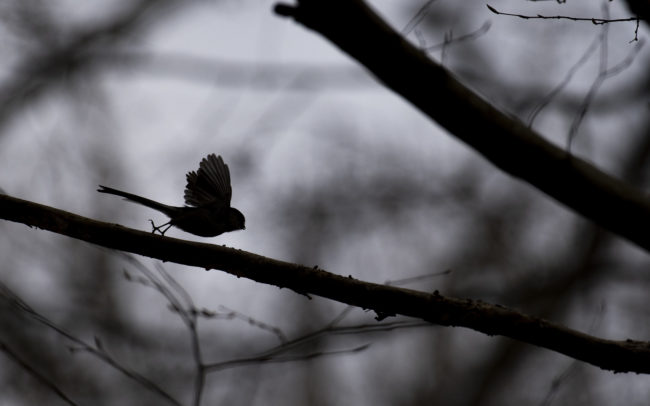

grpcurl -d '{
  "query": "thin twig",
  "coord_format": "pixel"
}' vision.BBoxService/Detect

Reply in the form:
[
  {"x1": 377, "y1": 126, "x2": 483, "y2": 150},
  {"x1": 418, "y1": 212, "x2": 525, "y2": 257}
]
[
  {"x1": 206, "y1": 344, "x2": 371, "y2": 372},
  {"x1": 0, "y1": 342, "x2": 79, "y2": 406},
  {"x1": 0, "y1": 281, "x2": 182, "y2": 406},
  {"x1": 538, "y1": 302, "x2": 606, "y2": 406},
  {"x1": 216, "y1": 305, "x2": 288, "y2": 344},
  {"x1": 567, "y1": 3, "x2": 646, "y2": 149},
  {"x1": 402, "y1": 0, "x2": 439, "y2": 36},
  {"x1": 424, "y1": 21, "x2": 491, "y2": 52},
  {"x1": 123, "y1": 256, "x2": 206, "y2": 406},
  {"x1": 527, "y1": 34, "x2": 601, "y2": 127},
  {"x1": 205, "y1": 320, "x2": 426, "y2": 372},
  {"x1": 487, "y1": 4, "x2": 638, "y2": 24}
]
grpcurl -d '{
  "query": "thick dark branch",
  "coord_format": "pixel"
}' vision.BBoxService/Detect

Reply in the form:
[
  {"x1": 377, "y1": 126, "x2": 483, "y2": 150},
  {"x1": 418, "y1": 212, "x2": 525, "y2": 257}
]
[
  {"x1": 624, "y1": 0, "x2": 650, "y2": 24},
  {"x1": 274, "y1": 0, "x2": 650, "y2": 252},
  {"x1": 2, "y1": 193, "x2": 650, "y2": 373}
]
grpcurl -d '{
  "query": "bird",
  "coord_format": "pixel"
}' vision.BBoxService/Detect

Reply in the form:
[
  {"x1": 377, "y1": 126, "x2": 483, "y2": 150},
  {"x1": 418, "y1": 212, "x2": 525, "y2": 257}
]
[{"x1": 98, "y1": 153, "x2": 245, "y2": 237}]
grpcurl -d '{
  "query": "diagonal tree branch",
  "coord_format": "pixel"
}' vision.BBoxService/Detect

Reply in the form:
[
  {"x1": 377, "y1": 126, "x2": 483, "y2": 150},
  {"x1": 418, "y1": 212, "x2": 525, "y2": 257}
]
[
  {"x1": 2, "y1": 193, "x2": 650, "y2": 373},
  {"x1": 274, "y1": 0, "x2": 650, "y2": 253}
]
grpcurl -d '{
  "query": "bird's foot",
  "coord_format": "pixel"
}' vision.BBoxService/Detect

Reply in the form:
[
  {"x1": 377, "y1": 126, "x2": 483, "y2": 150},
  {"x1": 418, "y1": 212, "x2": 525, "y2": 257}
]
[{"x1": 149, "y1": 219, "x2": 170, "y2": 235}]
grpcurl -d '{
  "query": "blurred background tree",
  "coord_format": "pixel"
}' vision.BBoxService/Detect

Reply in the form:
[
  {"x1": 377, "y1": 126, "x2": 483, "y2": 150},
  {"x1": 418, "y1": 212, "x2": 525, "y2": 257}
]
[{"x1": 0, "y1": 0, "x2": 649, "y2": 404}]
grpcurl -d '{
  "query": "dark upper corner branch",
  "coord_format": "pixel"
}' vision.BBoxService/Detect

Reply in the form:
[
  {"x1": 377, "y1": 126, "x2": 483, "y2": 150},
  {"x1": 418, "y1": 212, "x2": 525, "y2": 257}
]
[
  {"x1": 2, "y1": 193, "x2": 650, "y2": 373},
  {"x1": 625, "y1": 0, "x2": 650, "y2": 25},
  {"x1": 273, "y1": 0, "x2": 650, "y2": 252}
]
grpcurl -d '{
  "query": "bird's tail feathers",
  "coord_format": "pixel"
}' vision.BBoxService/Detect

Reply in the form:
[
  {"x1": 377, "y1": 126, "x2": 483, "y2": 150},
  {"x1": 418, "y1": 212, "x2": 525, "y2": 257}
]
[{"x1": 97, "y1": 185, "x2": 177, "y2": 217}]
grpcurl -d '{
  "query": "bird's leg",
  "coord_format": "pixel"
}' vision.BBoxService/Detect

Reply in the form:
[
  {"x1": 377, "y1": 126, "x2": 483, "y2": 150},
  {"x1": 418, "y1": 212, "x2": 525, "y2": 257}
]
[
  {"x1": 149, "y1": 219, "x2": 172, "y2": 235},
  {"x1": 160, "y1": 223, "x2": 173, "y2": 235}
]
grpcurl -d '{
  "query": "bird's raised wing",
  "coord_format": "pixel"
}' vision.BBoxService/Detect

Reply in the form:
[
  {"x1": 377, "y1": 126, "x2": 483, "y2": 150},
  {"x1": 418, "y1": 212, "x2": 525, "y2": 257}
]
[{"x1": 184, "y1": 154, "x2": 232, "y2": 207}]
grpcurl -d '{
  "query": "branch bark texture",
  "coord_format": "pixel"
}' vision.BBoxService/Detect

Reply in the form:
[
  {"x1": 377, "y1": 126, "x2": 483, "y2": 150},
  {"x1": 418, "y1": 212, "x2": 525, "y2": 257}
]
[
  {"x1": 275, "y1": 0, "x2": 650, "y2": 252},
  {"x1": 2, "y1": 193, "x2": 650, "y2": 373}
]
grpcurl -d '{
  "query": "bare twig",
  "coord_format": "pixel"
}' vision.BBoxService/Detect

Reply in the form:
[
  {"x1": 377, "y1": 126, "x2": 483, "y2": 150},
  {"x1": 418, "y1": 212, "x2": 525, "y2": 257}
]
[
  {"x1": 121, "y1": 256, "x2": 205, "y2": 406},
  {"x1": 538, "y1": 302, "x2": 606, "y2": 406},
  {"x1": 570, "y1": 43, "x2": 646, "y2": 140},
  {"x1": 124, "y1": 256, "x2": 288, "y2": 344},
  {"x1": 424, "y1": 21, "x2": 492, "y2": 52},
  {"x1": 205, "y1": 320, "x2": 425, "y2": 372},
  {"x1": 489, "y1": 2, "x2": 641, "y2": 41},
  {"x1": 486, "y1": 4, "x2": 638, "y2": 24},
  {"x1": 206, "y1": 344, "x2": 371, "y2": 372},
  {"x1": 527, "y1": 34, "x2": 601, "y2": 127},
  {"x1": 514, "y1": 3, "x2": 645, "y2": 133},
  {"x1": 122, "y1": 255, "x2": 289, "y2": 405},
  {"x1": 216, "y1": 305, "x2": 288, "y2": 344},
  {"x1": 0, "y1": 281, "x2": 183, "y2": 406},
  {"x1": 0, "y1": 342, "x2": 78, "y2": 406},
  {"x1": 402, "y1": 0, "x2": 440, "y2": 36},
  {"x1": 567, "y1": 4, "x2": 646, "y2": 149}
]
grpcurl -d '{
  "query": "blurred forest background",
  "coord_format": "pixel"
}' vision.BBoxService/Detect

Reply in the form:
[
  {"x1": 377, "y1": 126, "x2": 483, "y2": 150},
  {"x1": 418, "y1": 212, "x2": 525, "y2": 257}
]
[{"x1": 1, "y1": 0, "x2": 649, "y2": 405}]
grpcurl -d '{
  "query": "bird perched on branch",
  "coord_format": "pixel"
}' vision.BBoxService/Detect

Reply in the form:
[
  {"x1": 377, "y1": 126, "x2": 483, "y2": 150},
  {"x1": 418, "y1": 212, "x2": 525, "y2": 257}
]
[{"x1": 98, "y1": 154, "x2": 245, "y2": 237}]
